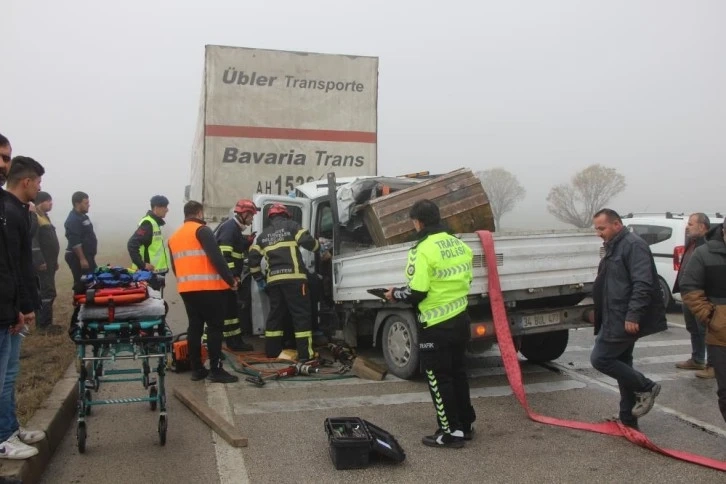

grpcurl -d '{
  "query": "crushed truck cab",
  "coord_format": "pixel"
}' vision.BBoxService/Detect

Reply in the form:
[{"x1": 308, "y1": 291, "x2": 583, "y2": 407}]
[{"x1": 248, "y1": 169, "x2": 602, "y2": 379}]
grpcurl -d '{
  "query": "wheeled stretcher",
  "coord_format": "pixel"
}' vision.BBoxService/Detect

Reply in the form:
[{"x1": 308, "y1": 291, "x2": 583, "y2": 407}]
[{"x1": 70, "y1": 269, "x2": 172, "y2": 453}]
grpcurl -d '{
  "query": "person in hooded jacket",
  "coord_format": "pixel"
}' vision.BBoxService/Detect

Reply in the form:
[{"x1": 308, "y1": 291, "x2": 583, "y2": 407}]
[{"x1": 680, "y1": 218, "x2": 726, "y2": 425}]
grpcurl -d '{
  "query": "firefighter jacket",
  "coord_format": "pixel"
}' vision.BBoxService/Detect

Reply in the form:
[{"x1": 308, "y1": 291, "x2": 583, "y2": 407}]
[
  {"x1": 168, "y1": 218, "x2": 235, "y2": 293},
  {"x1": 213, "y1": 217, "x2": 252, "y2": 278},
  {"x1": 393, "y1": 227, "x2": 473, "y2": 328},
  {"x1": 248, "y1": 216, "x2": 319, "y2": 285},
  {"x1": 128, "y1": 211, "x2": 168, "y2": 271}
]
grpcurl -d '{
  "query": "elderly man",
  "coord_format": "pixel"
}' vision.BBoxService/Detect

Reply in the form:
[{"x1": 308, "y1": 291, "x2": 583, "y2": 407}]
[{"x1": 673, "y1": 213, "x2": 713, "y2": 378}]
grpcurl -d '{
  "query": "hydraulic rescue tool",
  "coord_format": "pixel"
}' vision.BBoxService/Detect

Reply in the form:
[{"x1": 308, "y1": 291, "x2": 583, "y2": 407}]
[{"x1": 245, "y1": 361, "x2": 320, "y2": 387}]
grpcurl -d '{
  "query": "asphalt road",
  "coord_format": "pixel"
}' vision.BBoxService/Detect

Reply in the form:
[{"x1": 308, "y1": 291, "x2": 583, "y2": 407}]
[{"x1": 41, "y1": 284, "x2": 726, "y2": 483}]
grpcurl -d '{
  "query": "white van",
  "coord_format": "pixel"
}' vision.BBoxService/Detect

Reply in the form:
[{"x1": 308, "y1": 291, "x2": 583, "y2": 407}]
[{"x1": 622, "y1": 212, "x2": 723, "y2": 308}]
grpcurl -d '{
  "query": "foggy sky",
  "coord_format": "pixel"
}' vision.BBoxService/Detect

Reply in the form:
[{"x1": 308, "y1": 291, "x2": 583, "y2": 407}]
[{"x1": 2, "y1": 0, "x2": 724, "y2": 243}]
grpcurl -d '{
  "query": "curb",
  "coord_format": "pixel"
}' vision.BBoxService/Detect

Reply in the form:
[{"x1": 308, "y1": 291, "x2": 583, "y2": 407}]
[{"x1": 0, "y1": 363, "x2": 78, "y2": 484}]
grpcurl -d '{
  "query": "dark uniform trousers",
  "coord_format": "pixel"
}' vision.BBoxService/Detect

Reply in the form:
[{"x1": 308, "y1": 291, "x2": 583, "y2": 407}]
[
  {"x1": 37, "y1": 270, "x2": 57, "y2": 328},
  {"x1": 265, "y1": 281, "x2": 313, "y2": 360},
  {"x1": 65, "y1": 251, "x2": 96, "y2": 285},
  {"x1": 180, "y1": 290, "x2": 228, "y2": 370},
  {"x1": 419, "y1": 311, "x2": 476, "y2": 433}
]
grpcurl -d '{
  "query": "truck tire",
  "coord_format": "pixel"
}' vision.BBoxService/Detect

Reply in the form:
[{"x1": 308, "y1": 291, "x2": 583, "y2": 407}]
[
  {"x1": 519, "y1": 330, "x2": 569, "y2": 363},
  {"x1": 381, "y1": 312, "x2": 420, "y2": 380},
  {"x1": 658, "y1": 277, "x2": 674, "y2": 311}
]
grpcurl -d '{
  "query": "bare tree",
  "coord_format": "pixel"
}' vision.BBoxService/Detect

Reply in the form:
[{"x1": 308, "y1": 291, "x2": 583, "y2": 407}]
[
  {"x1": 476, "y1": 168, "x2": 526, "y2": 229},
  {"x1": 546, "y1": 164, "x2": 626, "y2": 228}
]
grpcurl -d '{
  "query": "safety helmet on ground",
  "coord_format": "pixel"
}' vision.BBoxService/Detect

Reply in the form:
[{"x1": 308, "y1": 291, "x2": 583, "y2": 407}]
[
  {"x1": 234, "y1": 199, "x2": 259, "y2": 216},
  {"x1": 268, "y1": 203, "x2": 291, "y2": 218}
]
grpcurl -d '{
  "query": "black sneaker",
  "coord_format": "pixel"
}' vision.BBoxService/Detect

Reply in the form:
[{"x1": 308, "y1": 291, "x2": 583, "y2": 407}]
[
  {"x1": 422, "y1": 429, "x2": 465, "y2": 448},
  {"x1": 207, "y1": 368, "x2": 239, "y2": 384},
  {"x1": 632, "y1": 383, "x2": 661, "y2": 418},
  {"x1": 190, "y1": 368, "x2": 209, "y2": 381}
]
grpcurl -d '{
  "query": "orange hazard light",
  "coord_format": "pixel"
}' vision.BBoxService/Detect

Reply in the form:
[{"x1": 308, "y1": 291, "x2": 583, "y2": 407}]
[{"x1": 475, "y1": 324, "x2": 487, "y2": 337}]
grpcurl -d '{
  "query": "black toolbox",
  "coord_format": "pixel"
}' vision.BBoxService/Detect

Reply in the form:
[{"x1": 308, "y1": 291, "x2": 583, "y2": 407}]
[{"x1": 324, "y1": 417, "x2": 406, "y2": 470}]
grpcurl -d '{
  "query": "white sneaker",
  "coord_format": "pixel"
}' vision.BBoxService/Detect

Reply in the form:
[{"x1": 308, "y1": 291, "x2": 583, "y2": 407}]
[
  {"x1": 0, "y1": 434, "x2": 39, "y2": 459},
  {"x1": 17, "y1": 427, "x2": 45, "y2": 444}
]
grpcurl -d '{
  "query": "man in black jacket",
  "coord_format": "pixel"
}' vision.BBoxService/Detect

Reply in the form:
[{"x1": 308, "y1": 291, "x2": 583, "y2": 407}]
[
  {"x1": 0, "y1": 152, "x2": 46, "y2": 458},
  {"x1": 590, "y1": 208, "x2": 667, "y2": 430},
  {"x1": 673, "y1": 213, "x2": 713, "y2": 377},
  {"x1": 31, "y1": 191, "x2": 61, "y2": 333}
]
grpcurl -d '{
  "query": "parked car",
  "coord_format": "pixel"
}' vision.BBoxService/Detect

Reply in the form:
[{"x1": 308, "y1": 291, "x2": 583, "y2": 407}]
[{"x1": 622, "y1": 212, "x2": 723, "y2": 308}]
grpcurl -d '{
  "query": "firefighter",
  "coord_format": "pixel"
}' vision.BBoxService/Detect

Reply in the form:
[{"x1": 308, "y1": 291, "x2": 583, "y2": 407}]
[
  {"x1": 168, "y1": 200, "x2": 239, "y2": 383},
  {"x1": 209, "y1": 199, "x2": 258, "y2": 352},
  {"x1": 127, "y1": 195, "x2": 170, "y2": 288},
  {"x1": 248, "y1": 203, "x2": 328, "y2": 361},
  {"x1": 385, "y1": 199, "x2": 476, "y2": 448}
]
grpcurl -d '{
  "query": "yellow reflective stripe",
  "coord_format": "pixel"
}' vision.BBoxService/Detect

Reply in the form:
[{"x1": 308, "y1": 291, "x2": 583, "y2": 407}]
[
  {"x1": 227, "y1": 262, "x2": 235, "y2": 268},
  {"x1": 290, "y1": 245, "x2": 300, "y2": 277},
  {"x1": 294, "y1": 229, "x2": 306, "y2": 243},
  {"x1": 249, "y1": 267, "x2": 261, "y2": 274},
  {"x1": 231, "y1": 251, "x2": 244, "y2": 259},
  {"x1": 177, "y1": 274, "x2": 223, "y2": 283},
  {"x1": 419, "y1": 296, "x2": 468, "y2": 324},
  {"x1": 266, "y1": 241, "x2": 297, "y2": 250},
  {"x1": 295, "y1": 331, "x2": 313, "y2": 359},
  {"x1": 267, "y1": 273, "x2": 307, "y2": 283},
  {"x1": 223, "y1": 327, "x2": 241, "y2": 337},
  {"x1": 219, "y1": 245, "x2": 233, "y2": 252},
  {"x1": 265, "y1": 330, "x2": 284, "y2": 337},
  {"x1": 250, "y1": 244, "x2": 262, "y2": 253},
  {"x1": 224, "y1": 318, "x2": 239, "y2": 324},
  {"x1": 434, "y1": 262, "x2": 473, "y2": 279},
  {"x1": 172, "y1": 249, "x2": 206, "y2": 258}
]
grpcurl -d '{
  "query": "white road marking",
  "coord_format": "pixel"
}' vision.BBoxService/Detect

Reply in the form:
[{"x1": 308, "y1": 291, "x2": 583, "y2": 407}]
[
  {"x1": 544, "y1": 361, "x2": 726, "y2": 438},
  {"x1": 207, "y1": 383, "x2": 250, "y2": 484},
  {"x1": 557, "y1": 354, "x2": 692, "y2": 370},
  {"x1": 234, "y1": 380, "x2": 585, "y2": 415}
]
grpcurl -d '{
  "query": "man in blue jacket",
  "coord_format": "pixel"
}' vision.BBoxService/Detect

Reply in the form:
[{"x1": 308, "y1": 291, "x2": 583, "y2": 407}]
[{"x1": 590, "y1": 208, "x2": 667, "y2": 430}]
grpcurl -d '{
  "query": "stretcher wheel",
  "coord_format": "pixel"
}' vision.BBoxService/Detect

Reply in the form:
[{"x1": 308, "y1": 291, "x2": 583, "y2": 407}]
[
  {"x1": 77, "y1": 421, "x2": 87, "y2": 453},
  {"x1": 84, "y1": 389, "x2": 92, "y2": 416},
  {"x1": 158, "y1": 415, "x2": 167, "y2": 446},
  {"x1": 149, "y1": 386, "x2": 158, "y2": 411}
]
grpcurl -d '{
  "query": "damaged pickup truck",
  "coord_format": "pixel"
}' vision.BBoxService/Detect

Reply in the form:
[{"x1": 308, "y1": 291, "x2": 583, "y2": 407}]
[{"x1": 249, "y1": 168, "x2": 602, "y2": 379}]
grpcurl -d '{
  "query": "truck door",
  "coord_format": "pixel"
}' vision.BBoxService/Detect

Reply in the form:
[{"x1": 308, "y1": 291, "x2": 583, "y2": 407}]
[{"x1": 248, "y1": 195, "x2": 312, "y2": 335}]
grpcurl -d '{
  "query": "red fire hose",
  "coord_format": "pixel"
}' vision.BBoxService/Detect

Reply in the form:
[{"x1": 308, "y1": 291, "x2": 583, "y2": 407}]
[{"x1": 476, "y1": 230, "x2": 726, "y2": 472}]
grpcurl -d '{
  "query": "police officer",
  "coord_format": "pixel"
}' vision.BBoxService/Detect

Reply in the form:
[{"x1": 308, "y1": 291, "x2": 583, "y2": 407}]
[
  {"x1": 386, "y1": 199, "x2": 476, "y2": 449},
  {"x1": 248, "y1": 203, "x2": 326, "y2": 361},
  {"x1": 127, "y1": 195, "x2": 170, "y2": 288},
  {"x1": 210, "y1": 199, "x2": 258, "y2": 352}
]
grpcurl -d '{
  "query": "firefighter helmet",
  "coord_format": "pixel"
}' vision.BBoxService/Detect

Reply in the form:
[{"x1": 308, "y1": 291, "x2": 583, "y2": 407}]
[
  {"x1": 268, "y1": 203, "x2": 291, "y2": 218},
  {"x1": 234, "y1": 199, "x2": 259, "y2": 216}
]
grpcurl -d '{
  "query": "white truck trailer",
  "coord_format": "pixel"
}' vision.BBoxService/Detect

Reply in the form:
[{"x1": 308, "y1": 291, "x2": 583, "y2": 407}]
[{"x1": 187, "y1": 45, "x2": 379, "y2": 222}]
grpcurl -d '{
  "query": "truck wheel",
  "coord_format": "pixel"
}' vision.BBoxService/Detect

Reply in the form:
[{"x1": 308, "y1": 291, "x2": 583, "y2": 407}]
[
  {"x1": 659, "y1": 277, "x2": 674, "y2": 310},
  {"x1": 520, "y1": 330, "x2": 569, "y2": 363},
  {"x1": 382, "y1": 313, "x2": 420, "y2": 380}
]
